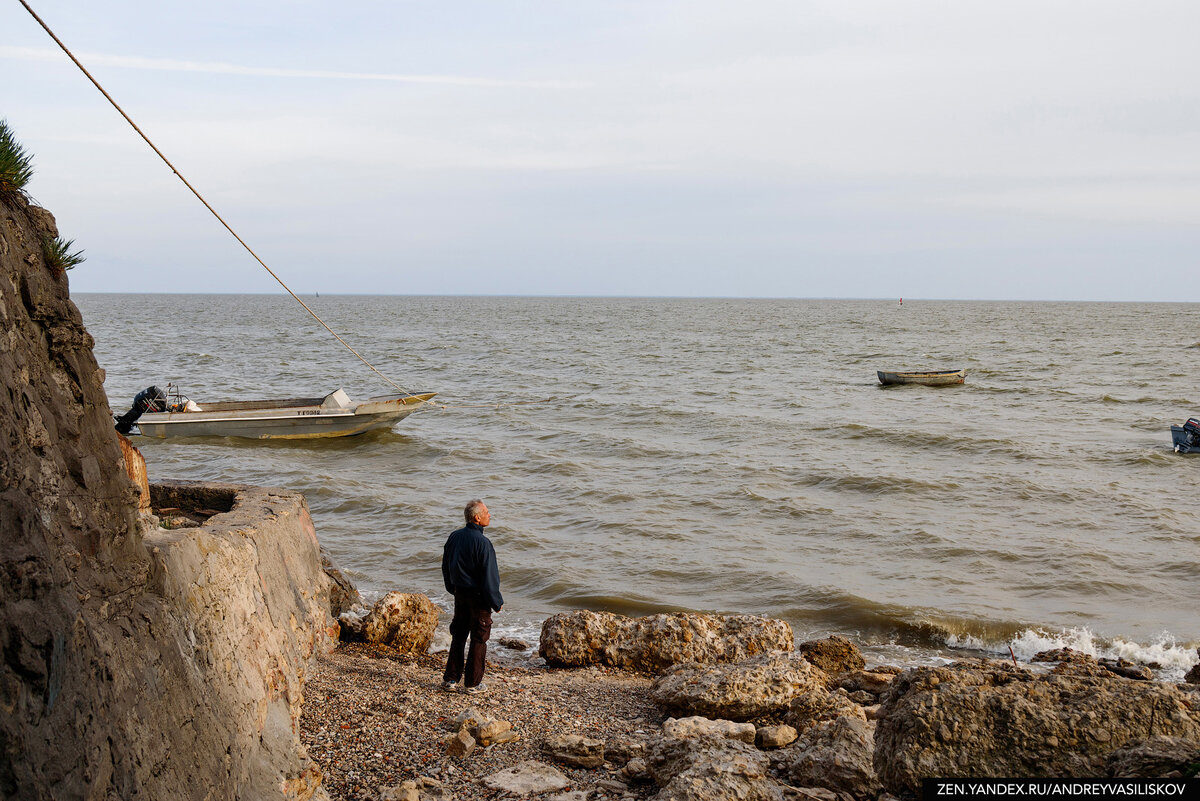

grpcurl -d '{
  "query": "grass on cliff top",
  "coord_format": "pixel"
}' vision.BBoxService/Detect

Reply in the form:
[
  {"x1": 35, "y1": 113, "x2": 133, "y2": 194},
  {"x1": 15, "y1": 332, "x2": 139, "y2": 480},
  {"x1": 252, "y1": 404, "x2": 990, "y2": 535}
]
[
  {"x1": 0, "y1": 119, "x2": 35, "y2": 198},
  {"x1": 2, "y1": 119, "x2": 85, "y2": 271}
]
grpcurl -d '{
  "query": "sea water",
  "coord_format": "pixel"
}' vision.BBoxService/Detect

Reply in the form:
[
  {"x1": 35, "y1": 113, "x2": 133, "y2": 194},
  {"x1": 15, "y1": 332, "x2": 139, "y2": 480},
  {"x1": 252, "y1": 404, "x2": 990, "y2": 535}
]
[{"x1": 75, "y1": 294, "x2": 1200, "y2": 678}]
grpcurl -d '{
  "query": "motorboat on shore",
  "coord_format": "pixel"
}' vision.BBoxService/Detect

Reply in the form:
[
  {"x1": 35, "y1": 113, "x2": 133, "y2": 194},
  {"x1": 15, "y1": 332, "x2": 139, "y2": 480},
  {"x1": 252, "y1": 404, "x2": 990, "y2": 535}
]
[
  {"x1": 115, "y1": 384, "x2": 435, "y2": 440},
  {"x1": 1170, "y1": 418, "x2": 1200, "y2": 453},
  {"x1": 877, "y1": 369, "x2": 966, "y2": 386}
]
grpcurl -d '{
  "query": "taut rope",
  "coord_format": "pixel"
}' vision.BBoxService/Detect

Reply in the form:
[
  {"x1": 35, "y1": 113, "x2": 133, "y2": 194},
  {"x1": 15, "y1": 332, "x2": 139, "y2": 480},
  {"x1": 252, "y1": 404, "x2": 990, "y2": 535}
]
[{"x1": 18, "y1": 0, "x2": 425, "y2": 399}]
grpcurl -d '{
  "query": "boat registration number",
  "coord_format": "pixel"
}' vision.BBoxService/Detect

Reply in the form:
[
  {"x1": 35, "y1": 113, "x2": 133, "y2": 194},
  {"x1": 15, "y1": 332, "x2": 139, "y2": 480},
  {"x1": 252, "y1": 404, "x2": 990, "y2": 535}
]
[{"x1": 297, "y1": 410, "x2": 322, "y2": 416}]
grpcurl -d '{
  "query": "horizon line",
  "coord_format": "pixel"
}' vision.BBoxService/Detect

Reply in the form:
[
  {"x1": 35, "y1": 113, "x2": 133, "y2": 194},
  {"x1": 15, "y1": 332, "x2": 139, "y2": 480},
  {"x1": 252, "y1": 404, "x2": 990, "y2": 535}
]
[{"x1": 69, "y1": 291, "x2": 1198, "y2": 304}]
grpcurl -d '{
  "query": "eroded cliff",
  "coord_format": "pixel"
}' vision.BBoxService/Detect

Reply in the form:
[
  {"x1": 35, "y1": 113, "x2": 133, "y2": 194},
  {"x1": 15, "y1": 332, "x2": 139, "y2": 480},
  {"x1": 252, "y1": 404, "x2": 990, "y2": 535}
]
[{"x1": 1, "y1": 189, "x2": 335, "y2": 799}]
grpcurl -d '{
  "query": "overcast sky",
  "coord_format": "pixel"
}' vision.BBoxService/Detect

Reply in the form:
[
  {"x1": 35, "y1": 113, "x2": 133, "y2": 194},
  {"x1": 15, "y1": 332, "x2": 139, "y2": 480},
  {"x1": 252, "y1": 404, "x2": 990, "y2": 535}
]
[{"x1": 3, "y1": 1, "x2": 1199, "y2": 300}]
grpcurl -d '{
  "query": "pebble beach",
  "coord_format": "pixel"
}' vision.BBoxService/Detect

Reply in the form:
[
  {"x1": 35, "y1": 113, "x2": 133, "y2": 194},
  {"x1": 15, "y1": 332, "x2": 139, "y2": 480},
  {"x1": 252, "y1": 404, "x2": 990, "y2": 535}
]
[{"x1": 301, "y1": 644, "x2": 666, "y2": 801}]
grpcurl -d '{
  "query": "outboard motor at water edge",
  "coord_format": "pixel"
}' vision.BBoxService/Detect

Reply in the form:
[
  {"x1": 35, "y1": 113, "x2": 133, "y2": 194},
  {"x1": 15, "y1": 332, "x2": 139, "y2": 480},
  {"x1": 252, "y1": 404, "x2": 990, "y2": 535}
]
[
  {"x1": 114, "y1": 385, "x2": 167, "y2": 435},
  {"x1": 1170, "y1": 417, "x2": 1200, "y2": 454}
]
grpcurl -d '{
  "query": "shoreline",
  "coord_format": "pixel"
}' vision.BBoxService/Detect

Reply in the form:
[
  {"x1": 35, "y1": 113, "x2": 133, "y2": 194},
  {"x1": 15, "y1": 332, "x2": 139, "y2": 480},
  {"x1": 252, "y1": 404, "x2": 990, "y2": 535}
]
[
  {"x1": 302, "y1": 631, "x2": 1200, "y2": 801},
  {"x1": 413, "y1": 606, "x2": 1200, "y2": 686}
]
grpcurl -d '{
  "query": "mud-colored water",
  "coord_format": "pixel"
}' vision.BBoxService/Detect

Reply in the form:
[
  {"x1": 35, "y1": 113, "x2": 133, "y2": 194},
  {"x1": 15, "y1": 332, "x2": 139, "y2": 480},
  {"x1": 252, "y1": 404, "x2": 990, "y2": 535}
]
[{"x1": 77, "y1": 294, "x2": 1200, "y2": 676}]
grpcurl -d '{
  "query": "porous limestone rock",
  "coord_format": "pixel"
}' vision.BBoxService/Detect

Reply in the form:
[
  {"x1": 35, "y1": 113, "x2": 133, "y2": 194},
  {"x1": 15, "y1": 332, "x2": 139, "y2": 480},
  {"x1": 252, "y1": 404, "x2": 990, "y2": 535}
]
[
  {"x1": 1031, "y1": 646, "x2": 1098, "y2": 666},
  {"x1": 797, "y1": 635, "x2": 865, "y2": 675},
  {"x1": 662, "y1": 716, "x2": 757, "y2": 744},
  {"x1": 646, "y1": 729, "x2": 783, "y2": 801},
  {"x1": 476, "y1": 718, "x2": 515, "y2": 746},
  {"x1": 651, "y1": 654, "x2": 826, "y2": 721},
  {"x1": 498, "y1": 636, "x2": 530, "y2": 650},
  {"x1": 873, "y1": 660, "x2": 1200, "y2": 795},
  {"x1": 543, "y1": 733, "x2": 605, "y2": 768},
  {"x1": 362, "y1": 591, "x2": 439, "y2": 653},
  {"x1": 620, "y1": 757, "x2": 651, "y2": 782},
  {"x1": 539, "y1": 610, "x2": 793, "y2": 671},
  {"x1": 784, "y1": 716, "x2": 880, "y2": 798},
  {"x1": 1032, "y1": 648, "x2": 1157, "y2": 681},
  {"x1": 450, "y1": 707, "x2": 487, "y2": 731},
  {"x1": 606, "y1": 736, "x2": 647, "y2": 766},
  {"x1": 1104, "y1": 736, "x2": 1200, "y2": 778},
  {"x1": 1098, "y1": 657, "x2": 1154, "y2": 681},
  {"x1": 445, "y1": 728, "x2": 475, "y2": 757},
  {"x1": 757, "y1": 724, "x2": 799, "y2": 749},
  {"x1": 785, "y1": 688, "x2": 868, "y2": 732},
  {"x1": 0, "y1": 185, "x2": 335, "y2": 799},
  {"x1": 483, "y1": 761, "x2": 570, "y2": 794},
  {"x1": 378, "y1": 776, "x2": 451, "y2": 801},
  {"x1": 839, "y1": 670, "x2": 896, "y2": 697}
]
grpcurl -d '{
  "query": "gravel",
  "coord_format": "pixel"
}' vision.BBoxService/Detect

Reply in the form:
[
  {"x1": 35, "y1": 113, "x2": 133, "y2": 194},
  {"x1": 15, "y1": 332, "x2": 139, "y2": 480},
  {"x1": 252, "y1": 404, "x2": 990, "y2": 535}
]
[{"x1": 300, "y1": 643, "x2": 667, "y2": 800}]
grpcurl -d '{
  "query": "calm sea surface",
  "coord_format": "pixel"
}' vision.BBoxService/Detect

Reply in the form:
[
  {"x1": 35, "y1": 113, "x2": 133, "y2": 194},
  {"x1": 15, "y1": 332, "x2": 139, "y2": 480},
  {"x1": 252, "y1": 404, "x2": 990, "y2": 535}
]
[{"x1": 75, "y1": 294, "x2": 1200, "y2": 677}]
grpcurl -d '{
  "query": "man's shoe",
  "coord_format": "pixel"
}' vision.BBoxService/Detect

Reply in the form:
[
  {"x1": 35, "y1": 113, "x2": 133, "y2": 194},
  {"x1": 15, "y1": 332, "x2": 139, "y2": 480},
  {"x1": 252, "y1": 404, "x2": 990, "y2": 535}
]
[
  {"x1": 461, "y1": 682, "x2": 487, "y2": 695},
  {"x1": 440, "y1": 680, "x2": 458, "y2": 692}
]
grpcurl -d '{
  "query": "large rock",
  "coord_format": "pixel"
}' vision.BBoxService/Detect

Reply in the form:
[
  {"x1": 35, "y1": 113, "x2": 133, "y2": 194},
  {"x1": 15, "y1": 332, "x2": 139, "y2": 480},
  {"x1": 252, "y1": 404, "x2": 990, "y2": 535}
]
[
  {"x1": 0, "y1": 185, "x2": 335, "y2": 799},
  {"x1": 756, "y1": 724, "x2": 798, "y2": 749},
  {"x1": 362, "y1": 592, "x2": 439, "y2": 653},
  {"x1": 785, "y1": 688, "x2": 867, "y2": 731},
  {"x1": 662, "y1": 716, "x2": 757, "y2": 744},
  {"x1": 798, "y1": 635, "x2": 865, "y2": 675},
  {"x1": 539, "y1": 610, "x2": 793, "y2": 671},
  {"x1": 651, "y1": 654, "x2": 826, "y2": 720},
  {"x1": 783, "y1": 716, "x2": 880, "y2": 798},
  {"x1": 839, "y1": 670, "x2": 896, "y2": 697},
  {"x1": 1032, "y1": 648, "x2": 1157, "y2": 681},
  {"x1": 873, "y1": 660, "x2": 1200, "y2": 795},
  {"x1": 483, "y1": 761, "x2": 570, "y2": 794},
  {"x1": 646, "y1": 730, "x2": 782, "y2": 801},
  {"x1": 543, "y1": 733, "x2": 605, "y2": 768},
  {"x1": 1105, "y1": 736, "x2": 1200, "y2": 778}
]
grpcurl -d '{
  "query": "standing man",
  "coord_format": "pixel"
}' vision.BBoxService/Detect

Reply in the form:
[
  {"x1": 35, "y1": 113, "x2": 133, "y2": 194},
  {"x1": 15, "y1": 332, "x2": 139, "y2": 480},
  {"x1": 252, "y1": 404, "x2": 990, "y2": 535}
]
[{"x1": 441, "y1": 499, "x2": 503, "y2": 694}]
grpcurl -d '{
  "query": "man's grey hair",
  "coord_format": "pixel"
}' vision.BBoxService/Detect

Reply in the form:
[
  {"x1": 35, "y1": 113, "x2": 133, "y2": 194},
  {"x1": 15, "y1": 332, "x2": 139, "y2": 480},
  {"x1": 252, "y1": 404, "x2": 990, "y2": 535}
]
[{"x1": 464, "y1": 499, "x2": 486, "y2": 524}]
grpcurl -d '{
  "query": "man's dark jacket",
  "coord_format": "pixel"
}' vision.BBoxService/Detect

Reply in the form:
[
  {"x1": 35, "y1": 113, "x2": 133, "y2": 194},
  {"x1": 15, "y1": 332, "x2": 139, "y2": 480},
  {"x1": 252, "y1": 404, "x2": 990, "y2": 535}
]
[{"x1": 442, "y1": 523, "x2": 503, "y2": 612}]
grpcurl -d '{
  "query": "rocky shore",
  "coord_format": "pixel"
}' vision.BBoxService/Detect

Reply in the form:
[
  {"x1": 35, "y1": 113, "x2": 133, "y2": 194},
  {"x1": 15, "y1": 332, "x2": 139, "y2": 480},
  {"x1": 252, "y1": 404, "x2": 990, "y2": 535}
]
[{"x1": 302, "y1": 604, "x2": 1200, "y2": 801}]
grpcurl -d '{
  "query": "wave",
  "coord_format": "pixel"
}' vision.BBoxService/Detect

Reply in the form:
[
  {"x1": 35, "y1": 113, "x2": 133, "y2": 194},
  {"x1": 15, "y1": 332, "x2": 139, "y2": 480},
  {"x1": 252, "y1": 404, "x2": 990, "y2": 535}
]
[
  {"x1": 951, "y1": 627, "x2": 1199, "y2": 682},
  {"x1": 795, "y1": 469, "x2": 962, "y2": 495},
  {"x1": 837, "y1": 423, "x2": 1036, "y2": 460},
  {"x1": 1100, "y1": 394, "x2": 1196, "y2": 406},
  {"x1": 774, "y1": 593, "x2": 1198, "y2": 680}
]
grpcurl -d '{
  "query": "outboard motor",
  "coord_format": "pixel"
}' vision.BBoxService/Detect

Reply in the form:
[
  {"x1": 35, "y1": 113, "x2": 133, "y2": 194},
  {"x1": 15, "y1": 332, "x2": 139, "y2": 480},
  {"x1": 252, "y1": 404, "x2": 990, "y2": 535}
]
[
  {"x1": 1185, "y1": 418, "x2": 1200, "y2": 447},
  {"x1": 1171, "y1": 417, "x2": 1200, "y2": 454},
  {"x1": 114, "y1": 386, "x2": 167, "y2": 435}
]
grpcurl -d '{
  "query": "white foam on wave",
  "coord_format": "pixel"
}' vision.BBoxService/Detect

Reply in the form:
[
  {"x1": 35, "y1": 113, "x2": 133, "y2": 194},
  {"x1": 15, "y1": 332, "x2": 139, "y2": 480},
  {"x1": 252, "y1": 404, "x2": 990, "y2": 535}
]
[{"x1": 949, "y1": 627, "x2": 1198, "y2": 681}]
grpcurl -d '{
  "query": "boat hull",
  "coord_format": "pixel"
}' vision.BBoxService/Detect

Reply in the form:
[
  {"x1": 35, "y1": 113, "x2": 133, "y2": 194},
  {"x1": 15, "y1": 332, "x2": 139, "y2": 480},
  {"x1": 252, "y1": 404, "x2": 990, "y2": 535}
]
[
  {"x1": 135, "y1": 392, "x2": 436, "y2": 439},
  {"x1": 877, "y1": 369, "x2": 966, "y2": 386}
]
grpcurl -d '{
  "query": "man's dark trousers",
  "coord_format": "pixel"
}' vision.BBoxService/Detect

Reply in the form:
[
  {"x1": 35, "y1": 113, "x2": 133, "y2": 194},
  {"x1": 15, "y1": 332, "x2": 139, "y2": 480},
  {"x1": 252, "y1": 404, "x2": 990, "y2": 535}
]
[{"x1": 443, "y1": 590, "x2": 492, "y2": 687}]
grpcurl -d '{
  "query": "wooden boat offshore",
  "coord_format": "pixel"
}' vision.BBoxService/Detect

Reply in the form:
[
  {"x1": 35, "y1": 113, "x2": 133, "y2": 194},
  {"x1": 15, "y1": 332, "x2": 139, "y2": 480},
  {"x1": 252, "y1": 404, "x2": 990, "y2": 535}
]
[
  {"x1": 118, "y1": 386, "x2": 435, "y2": 440},
  {"x1": 877, "y1": 369, "x2": 966, "y2": 386}
]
